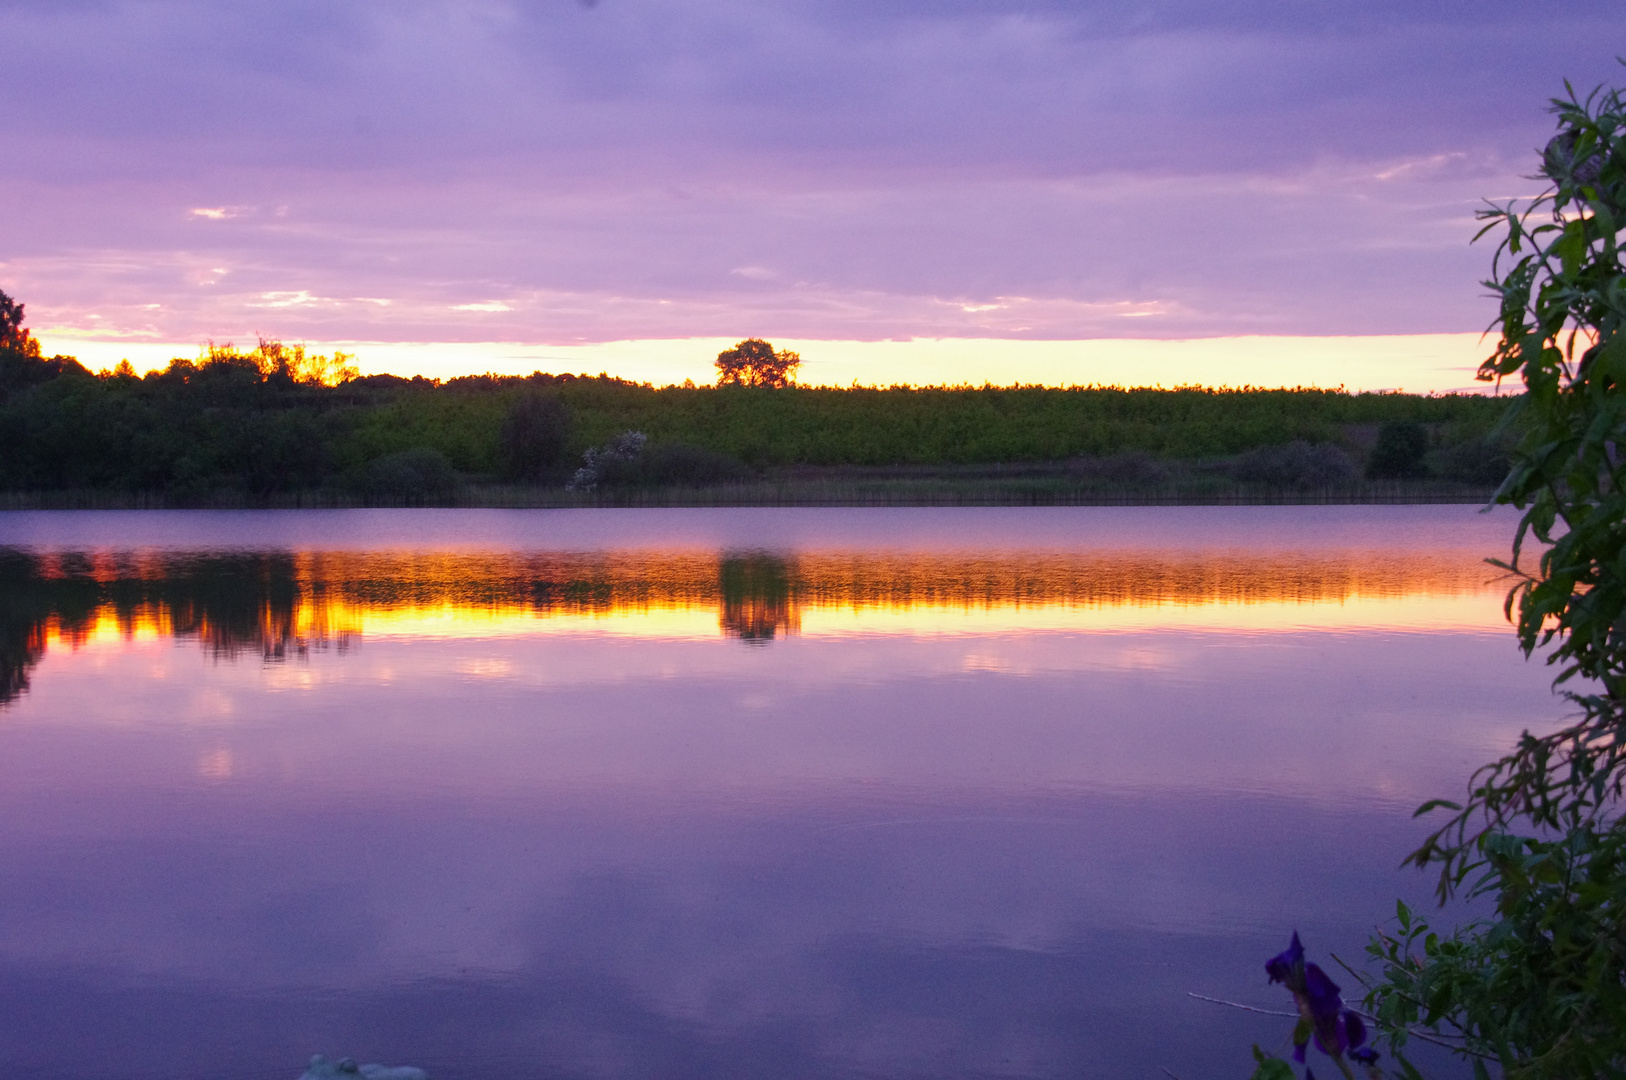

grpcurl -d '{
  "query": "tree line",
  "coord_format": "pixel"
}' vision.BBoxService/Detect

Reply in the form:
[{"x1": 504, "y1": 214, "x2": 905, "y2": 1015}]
[{"x1": 0, "y1": 299, "x2": 1515, "y2": 500}]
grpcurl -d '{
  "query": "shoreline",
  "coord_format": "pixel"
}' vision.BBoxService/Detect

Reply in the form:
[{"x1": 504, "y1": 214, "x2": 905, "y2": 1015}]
[{"x1": 0, "y1": 477, "x2": 1499, "y2": 511}]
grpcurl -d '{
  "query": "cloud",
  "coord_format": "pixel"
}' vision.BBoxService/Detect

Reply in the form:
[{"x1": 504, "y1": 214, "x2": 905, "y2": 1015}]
[{"x1": 1, "y1": 0, "x2": 1622, "y2": 354}]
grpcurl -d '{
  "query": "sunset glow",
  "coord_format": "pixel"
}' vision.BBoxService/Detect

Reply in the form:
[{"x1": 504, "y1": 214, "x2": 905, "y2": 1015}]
[
  {"x1": 33, "y1": 545, "x2": 1512, "y2": 662},
  {"x1": 39, "y1": 332, "x2": 1499, "y2": 393},
  {"x1": 5, "y1": 3, "x2": 1620, "y2": 386}
]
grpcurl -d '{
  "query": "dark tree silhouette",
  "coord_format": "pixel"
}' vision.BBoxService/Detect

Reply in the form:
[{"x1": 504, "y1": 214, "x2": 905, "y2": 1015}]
[
  {"x1": 0, "y1": 289, "x2": 31, "y2": 353},
  {"x1": 714, "y1": 339, "x2": 800, "y2": 388},
  {"x1": 0, "y1": 288, "x2": 87, "y2": 396}
]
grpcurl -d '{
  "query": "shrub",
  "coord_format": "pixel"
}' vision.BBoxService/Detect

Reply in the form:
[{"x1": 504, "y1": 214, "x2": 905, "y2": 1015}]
[
  {"x1": 1365, "y1": 421, "x2": 1429, "y2": 479},
  {"x1": 1231, "y1": 440, "x2": 1358, "y2": 489},
  {"x1": 566, "y1": 431, "x2": 748, "y2": 490},
  {"x1": 350, "y1": 447, "x2": 461, "y2": 501},
  {"x1": 640, "y1": 442, "x2": 750, "y2": 486},
  {"x1": 1436, "y1": 435, "x2": 1514, "y2": 485},
  {"x1": 567, "y1": 431, "x2": 648, "y2": 491}
]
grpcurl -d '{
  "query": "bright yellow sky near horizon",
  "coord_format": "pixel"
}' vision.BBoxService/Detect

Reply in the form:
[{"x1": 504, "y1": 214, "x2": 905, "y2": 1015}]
[{"x1": 39, "y1": 331, "x2": 1498, "y2": 393}]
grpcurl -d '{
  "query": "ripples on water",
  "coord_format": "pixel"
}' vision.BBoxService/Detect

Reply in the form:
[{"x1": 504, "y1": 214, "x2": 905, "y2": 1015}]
[{"x1": 0, "y1": 507, "x2": 1551, "y2": 1079}]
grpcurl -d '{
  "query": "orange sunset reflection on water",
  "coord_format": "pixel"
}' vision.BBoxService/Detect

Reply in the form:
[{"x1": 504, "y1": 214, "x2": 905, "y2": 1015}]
[{"x1": 17, "y1": 545, "x2": 1512, "y2": 681}]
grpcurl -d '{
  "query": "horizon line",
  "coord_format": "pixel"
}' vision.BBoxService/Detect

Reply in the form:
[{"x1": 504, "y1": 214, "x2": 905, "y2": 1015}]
[{"x1": 35, "y1": 331, "x2": 1499, "y2": 396}]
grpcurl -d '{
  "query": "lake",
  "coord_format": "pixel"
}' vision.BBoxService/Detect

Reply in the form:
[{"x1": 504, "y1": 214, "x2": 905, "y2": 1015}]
[{"x1": 0, "y1": 506, "x2": 1553, "y2": 1080}]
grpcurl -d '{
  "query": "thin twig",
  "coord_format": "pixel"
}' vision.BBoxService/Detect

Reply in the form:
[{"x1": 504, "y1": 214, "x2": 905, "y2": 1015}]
[
  {"x1": 1159, "y1": 1068, "x2": 1185, "y2": 1080},
  {"x1": 1185, "y1": 993, "x2": 1298, "y2": 1018}
]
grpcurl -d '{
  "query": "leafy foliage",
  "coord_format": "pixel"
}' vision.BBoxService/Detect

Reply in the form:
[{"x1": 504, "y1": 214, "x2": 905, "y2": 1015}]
[
  {"x1": 1368, "y1": 837, "x2": 1626, "y2": 1080},
  {"x1": 1360, "y1": 74, "x2": 1626, "y2": 1080},
  {"x1": 1407, "y1": 76, "x2": 1626, "y2": 877}
]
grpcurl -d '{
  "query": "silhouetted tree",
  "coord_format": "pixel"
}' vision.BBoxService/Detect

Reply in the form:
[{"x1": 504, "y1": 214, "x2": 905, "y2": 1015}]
[
  {"x1": 206, "y1": 338, "x2": 358, "y2": 387},
  {"x1": 0, "y1": 289, "x2": 34, "y2": 354},
  {"x1": 715, "y1": 338, "x2": 800, "y2": 388},
  {"x1": 0, "y1": 288, "x2": 87, "y2": 396}
]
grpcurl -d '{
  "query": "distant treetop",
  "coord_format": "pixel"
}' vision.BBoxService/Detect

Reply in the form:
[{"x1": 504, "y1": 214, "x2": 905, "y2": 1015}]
[
  {"x1": 715, "y1": 339, "x2": 800, "y2": 388},
  {"x1": 0, "y1": 288, "x2": 42, "y2": 359},
  {"x1": 201, "y1": 338, "x2": 359, "y2": 387}
]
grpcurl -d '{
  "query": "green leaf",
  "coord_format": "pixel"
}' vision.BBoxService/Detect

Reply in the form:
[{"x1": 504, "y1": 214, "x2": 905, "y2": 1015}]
[{"x1": 1249, "y1": 1059, "x2": 1295, "y2": 1080}]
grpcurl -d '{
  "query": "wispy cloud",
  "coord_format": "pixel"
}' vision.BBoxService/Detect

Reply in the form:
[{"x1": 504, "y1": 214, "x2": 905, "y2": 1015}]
[{"x1": 188, "y1": 206, "x2": 250, "y2": 220}]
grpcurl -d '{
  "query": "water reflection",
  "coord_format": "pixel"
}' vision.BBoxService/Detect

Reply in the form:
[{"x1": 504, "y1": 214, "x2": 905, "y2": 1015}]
[
  {"x1": 720, "y1": 553, "x2": 799, "y2": 642},
  {"x1": 0, "y1": 544, "x2": 1501, "y2": 704},
  {"x1": 0, "y1": 550, "x2": 350, "y2": 704},
  {"x1": 0, "y1": 508, "x2": 1540, "y2": 1080}
]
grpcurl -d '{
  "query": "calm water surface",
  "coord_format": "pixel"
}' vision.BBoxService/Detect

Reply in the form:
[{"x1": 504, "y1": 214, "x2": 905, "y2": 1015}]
[{"x1": 0, "y1": 506, "x2": 1555, "y2": 1080}]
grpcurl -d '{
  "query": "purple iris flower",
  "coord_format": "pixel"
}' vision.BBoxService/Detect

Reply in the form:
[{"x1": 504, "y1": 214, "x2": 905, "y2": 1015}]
[
  {"x1": 1344, "y1": 1013, "x2": 1368, "y2": 1051},
  {"x1": 1265, "y1": 933, "x2": 1373, "y2": 1065},
  {"x1": 1266, "y1": 932, "x2": 1307, "y2": 990}
]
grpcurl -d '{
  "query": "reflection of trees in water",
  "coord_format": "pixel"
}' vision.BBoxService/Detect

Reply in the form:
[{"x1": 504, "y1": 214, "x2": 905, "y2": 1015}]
[
  {"x1": 0, "y1": 544, "x2": 1492, "y2": 705},
  {"x1": 0, "y1": 619, "x2": 44, "y2": 705},
  {"x1": 718, "y1": 553, "x2": 800, "y2": 644},
  {"x1": 0, "y1": 551, "x2": 348, "y2": 706},
  {"x1": 156, "y1": 554, "x2": 331, "y2": 662},
  {"x1": 0, "y1": 553, "x2": 48, "y2": 705}
]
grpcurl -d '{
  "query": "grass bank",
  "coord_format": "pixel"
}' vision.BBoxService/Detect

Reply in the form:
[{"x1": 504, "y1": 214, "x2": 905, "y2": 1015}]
[{"x1": 0, "y1": 467, "x2": 1499, "y2": 510}]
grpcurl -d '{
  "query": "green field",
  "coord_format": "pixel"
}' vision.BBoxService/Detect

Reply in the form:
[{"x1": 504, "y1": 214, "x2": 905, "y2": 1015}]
[{"x1": 347, "y1": 378, "x2": 1508, "y2": 468}]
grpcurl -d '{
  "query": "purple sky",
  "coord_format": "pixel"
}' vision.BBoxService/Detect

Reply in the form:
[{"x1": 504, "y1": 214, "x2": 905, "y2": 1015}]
[{"x1": 1, "y1": 0, "x2": 1622, "y2": 383}]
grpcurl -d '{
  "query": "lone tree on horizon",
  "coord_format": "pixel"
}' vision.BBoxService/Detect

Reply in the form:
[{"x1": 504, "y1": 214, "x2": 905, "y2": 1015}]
[{"x1": 715, "y1": 338, "x2": 800, "y2": 388}]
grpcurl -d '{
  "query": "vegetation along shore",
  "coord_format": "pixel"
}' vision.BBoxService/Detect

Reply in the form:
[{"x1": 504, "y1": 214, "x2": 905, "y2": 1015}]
[{"x1": 1, "y1": 298, "x2": 1513, "y2": 507}]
